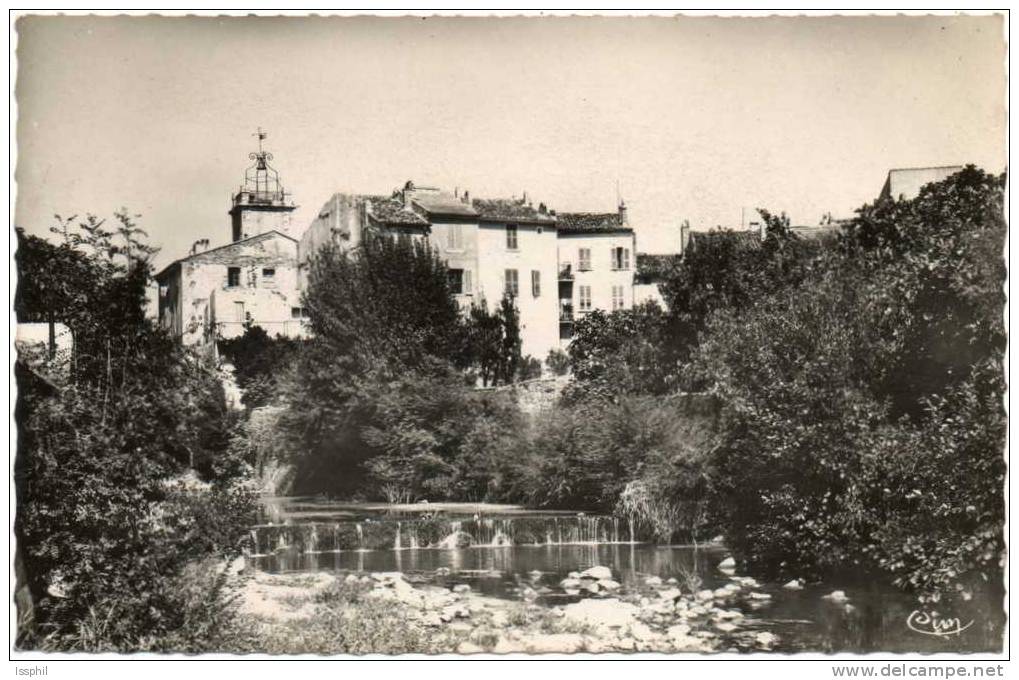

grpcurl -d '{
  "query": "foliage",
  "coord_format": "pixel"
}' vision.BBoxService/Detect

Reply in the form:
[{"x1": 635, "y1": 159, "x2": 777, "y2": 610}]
[
  {"x1": 15, "y1": 214, "x2": 255, "y2": 651},
  {"x1": 545, "y1": 347, "x2": 570, "y2": 376},
  {"x1": 658, "y1": 213, "x2": 827, "y2": 386},
  {"x1": 466, "y1": 294, "x2": 524, "y2": 386},
  {"x1": 698, "y1": 167, "x2": 1005, "y2": 598},
  {"x1": 511, "y1": 393, "x2": 719, "y2": 533},
  {"x1": 283, "y1": 234, "x2": 524, "y2": 499},
  {"x1": 562, "y1": 302, "x2": 680, "y2": 402},
  {"x1": 518, "y1": 354, "x2": 543, "y2": 381},
  {"x1": 218, "y1": 324, "x2": 304, "y2": 408}
]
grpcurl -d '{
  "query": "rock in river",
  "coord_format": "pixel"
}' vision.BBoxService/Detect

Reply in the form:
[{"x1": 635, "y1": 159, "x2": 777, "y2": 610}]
[{"x1": 580, "y1": 566, "x2": 613, "y2": 581}]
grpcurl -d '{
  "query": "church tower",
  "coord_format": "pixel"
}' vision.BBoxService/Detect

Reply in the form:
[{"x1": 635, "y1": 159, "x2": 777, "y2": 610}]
[{"x1": 229, "y1": 128, "x2": 297, "y2": 242}]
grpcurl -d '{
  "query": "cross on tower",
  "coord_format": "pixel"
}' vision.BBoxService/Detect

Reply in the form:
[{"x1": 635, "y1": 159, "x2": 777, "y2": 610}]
[{"x1": 253, "y1": 127, "x2": 267, "y2": 154}]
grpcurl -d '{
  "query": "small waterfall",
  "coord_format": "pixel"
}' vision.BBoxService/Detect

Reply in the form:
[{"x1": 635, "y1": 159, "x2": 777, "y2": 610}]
[
  {"x1": 248, "y1": 512, "x2": 646, "y2": 558},
  {"x1": 306, "y1": 524, "x2": 319, "y2": 553},
  {"x1": 490, "y1": 530, "x2": 512, "y2": 547}
]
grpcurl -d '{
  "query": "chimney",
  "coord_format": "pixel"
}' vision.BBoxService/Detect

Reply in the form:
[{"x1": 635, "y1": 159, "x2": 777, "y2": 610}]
[
  {"x1": 522, "y1": 190, "x2": 528, "y2": 205},
  {"x1": 538, "y1": 202, "x2": 547, "y2": 214},
  {"x1": 402, "y1": 180, "x2": 415, "y2": 208},
  {"x1": 463, "y1": 189, "x2": 470, "y2": 204},
  {"x1": 618, "y1": 199, "x2": 629, "y2": 226}
]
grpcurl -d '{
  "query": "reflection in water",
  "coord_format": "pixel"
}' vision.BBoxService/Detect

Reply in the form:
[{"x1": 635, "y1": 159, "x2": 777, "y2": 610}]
[{"x1": 248, "y1": 499, "x2": 1003, "y2": 654}]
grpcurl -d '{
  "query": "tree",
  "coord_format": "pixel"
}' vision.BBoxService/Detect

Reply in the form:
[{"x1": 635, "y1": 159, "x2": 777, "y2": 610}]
[
  {"x1": 465, "y1": 294, "x2": 523, "y2": 386},
  {"x1": 218, "y1": 325, "x2": 303, "y2": 409},
  {"x1": 697, "y1": 167, "x2": 1006, "y2": 600},
  {"x1": 563, "y1": 301, "x2": 679, "y2": 402},
  {"x1": 15, "y1": 214, "x2": 254, "y2": 651},
  {"x1": 283, "y1": 234, "x2": 473, "y2": 496}
]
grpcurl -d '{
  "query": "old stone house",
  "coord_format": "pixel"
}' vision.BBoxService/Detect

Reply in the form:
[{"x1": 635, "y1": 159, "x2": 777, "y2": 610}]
[{"x1": 156, "y1": 134, "x2": 307, "y2": 345}]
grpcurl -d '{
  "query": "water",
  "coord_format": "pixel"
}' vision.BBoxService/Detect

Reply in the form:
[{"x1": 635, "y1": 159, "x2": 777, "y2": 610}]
[{"x1": 248, "y1": 497, "x2": 1004, "y2": 653}]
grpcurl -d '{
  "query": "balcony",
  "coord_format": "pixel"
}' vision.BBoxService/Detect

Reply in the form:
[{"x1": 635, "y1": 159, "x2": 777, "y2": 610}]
[
  {"x1": 558, "y1": 263, "x2": 574, "y2": 281},
  {"x1": 559, "y1": 303, "x2": 575, "y2": 323}
]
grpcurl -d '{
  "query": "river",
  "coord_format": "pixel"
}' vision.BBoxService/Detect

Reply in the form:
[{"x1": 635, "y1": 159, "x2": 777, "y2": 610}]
[{"x1": 247, "y1": 497, "x2": 1003, "y2": 654}]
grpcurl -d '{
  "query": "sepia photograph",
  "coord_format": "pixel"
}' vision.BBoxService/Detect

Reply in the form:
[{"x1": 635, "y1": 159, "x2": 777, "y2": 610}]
[{"x1": 10, "y1": 11, "x2": 1008, "y2": 663}]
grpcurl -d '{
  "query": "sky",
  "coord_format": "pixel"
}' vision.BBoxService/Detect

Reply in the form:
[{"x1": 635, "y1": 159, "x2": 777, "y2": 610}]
[{"x1": 14, "y1": 14, "x2": 1007, "y2": 267}]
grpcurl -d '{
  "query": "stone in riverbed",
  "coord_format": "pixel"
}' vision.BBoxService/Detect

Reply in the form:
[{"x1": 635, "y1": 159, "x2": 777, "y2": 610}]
[
  {"x1": 822, "y1": 590, "x2": 849, "y2": 603},
  {"x1": 562, "y1": 597, "x2": 639, "y2": 630},
  {"x1": 715, "y1": 621, "x2": 738, "y2": 633},
  {"x1": 658, "y1": 587, "x2": 682, "y2": 601},
  {"x1": 580, "y1": 566, "x2": 613, "y2": 580},
  {"x1": 559, "y1": 577, "x2": 582, "y2": 590},
  {"x1": 782, "y1": 579, "x2": 804, "y2": 590},
  {"x1": 718, "y1": 556, "x2": 737, "y2": 570},
  {"x1": 695, "y1": 589, "x2": 715, "y2": 602},
  {"x1": 452, "y1": 583, "x2": 471, "y2": 594},
  {"x1": 598, "y1": 579, "x2": 622, "y2": 591},
  {"x1": 644, "y1": 576, "x2": 663, "y2": 586},
  {"x1": 580, "y1": 580, "x2": 601, "y2": 595},
  {"x1": 666, "y1": 577, "x2": 678, "y2": 584},
  {"x1": 755, "y1": 631, "x2": 778, "y2": 647}
]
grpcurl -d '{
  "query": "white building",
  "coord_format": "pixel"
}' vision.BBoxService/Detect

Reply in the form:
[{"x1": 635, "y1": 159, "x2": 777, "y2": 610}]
[
  {"x1": 156, "y1": 135, "x2": 307, "y2": 345},
  {"x1": 554, "y1": 207, "x2": 636, "y2": 343},
  {"x1": 299, "y1": 183, "x2": 561, "y2": 359},
  {"x1": 300, "y1": 183, "x2": 638, "y2": 357}
]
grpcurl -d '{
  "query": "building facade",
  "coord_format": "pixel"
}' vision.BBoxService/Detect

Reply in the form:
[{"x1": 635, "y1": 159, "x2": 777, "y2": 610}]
[
  {"x1": 156, "y1": 135, "x2": 307, "y2": 345},
  {"x1": 554, "y1": 208, "x2": 636, "y2": 342},
  {"x1": 299, "y1": 182, "x2": 638, "y2": 359}
]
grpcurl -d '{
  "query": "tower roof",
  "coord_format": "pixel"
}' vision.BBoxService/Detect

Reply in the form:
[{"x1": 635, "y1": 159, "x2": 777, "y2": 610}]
[{"x1": 232, "y1": 128, "x2": 293, "y2": 210}]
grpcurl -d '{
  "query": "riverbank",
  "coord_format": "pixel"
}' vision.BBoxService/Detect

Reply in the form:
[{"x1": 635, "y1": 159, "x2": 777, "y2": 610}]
[{"x1": 220, "y1": 565, "x2": 782, "y2": 654}]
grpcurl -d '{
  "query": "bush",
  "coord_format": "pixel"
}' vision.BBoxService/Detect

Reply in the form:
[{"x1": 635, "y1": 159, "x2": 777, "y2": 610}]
[
  {"x1": 511, "y1": 393, "x2": 719, "y2": 532},
  {"x1": 545, "y1": 348, "x2": 570, "y2": 376}
]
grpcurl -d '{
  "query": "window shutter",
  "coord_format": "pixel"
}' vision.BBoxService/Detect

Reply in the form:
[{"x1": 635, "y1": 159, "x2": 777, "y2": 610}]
[
  {"x1": 624, "y1": 248, "x2": 631, "y2": 269},
  {"x1": 464, "y1": 270, "x2": 472, "y2": 294}
]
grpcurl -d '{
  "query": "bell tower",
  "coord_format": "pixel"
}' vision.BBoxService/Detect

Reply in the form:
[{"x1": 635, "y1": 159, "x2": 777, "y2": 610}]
[{"x1": 229, "y1": 128, "x2": 297, "y2": 241}]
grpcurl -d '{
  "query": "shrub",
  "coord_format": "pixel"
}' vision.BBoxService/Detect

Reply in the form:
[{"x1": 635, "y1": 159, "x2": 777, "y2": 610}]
[{"x1": 545, "y1": 348, "x2": 570, "y2": 376}]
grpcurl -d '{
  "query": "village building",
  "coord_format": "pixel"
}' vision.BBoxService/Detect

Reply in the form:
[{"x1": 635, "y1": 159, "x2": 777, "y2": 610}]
[
  {"x1": 299, "y1": 183, "x2": 639, "y2": 357},
  {"x1": 155, "y1": 133, "x2": 306, "y2": 345},
  {"x1": 554, "y1": 206, "x2": 636, "y2": 342}
]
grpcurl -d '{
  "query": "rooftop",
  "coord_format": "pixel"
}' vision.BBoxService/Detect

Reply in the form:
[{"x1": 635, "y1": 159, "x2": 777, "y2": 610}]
[
  {"x1": 879, "y1": 165, "x2": 964, "y2": 202},
  {"x1": 472, "y1": 198, "x2": 556, "y2": 224},
  {"x1": 556, "y1": 211, "x2": 632, "y2": 235}
]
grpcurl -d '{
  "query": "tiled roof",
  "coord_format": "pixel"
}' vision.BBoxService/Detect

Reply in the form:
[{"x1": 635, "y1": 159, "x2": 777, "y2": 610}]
[
  {"x1": 556, "y1": 212, "x2": 631, "y2": 234},
  {"x1": 364, "y1": 195, "x2": 430, "y2": 226},
  {"x1": 790, "y1": 224, "x2": 841, "y2": 240},
  {"x1": 155, "y1": 230, "x2": 296, "y2": 281},
  {"x1": 685, "y1": 230, "x2": 762, "y2": 254},
  {"x1": 472, "y1": 198, "x2": 556, "y2": 224},
  {"x1": 411, "y1": 192, "x2": 479, "y2": 218}
]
